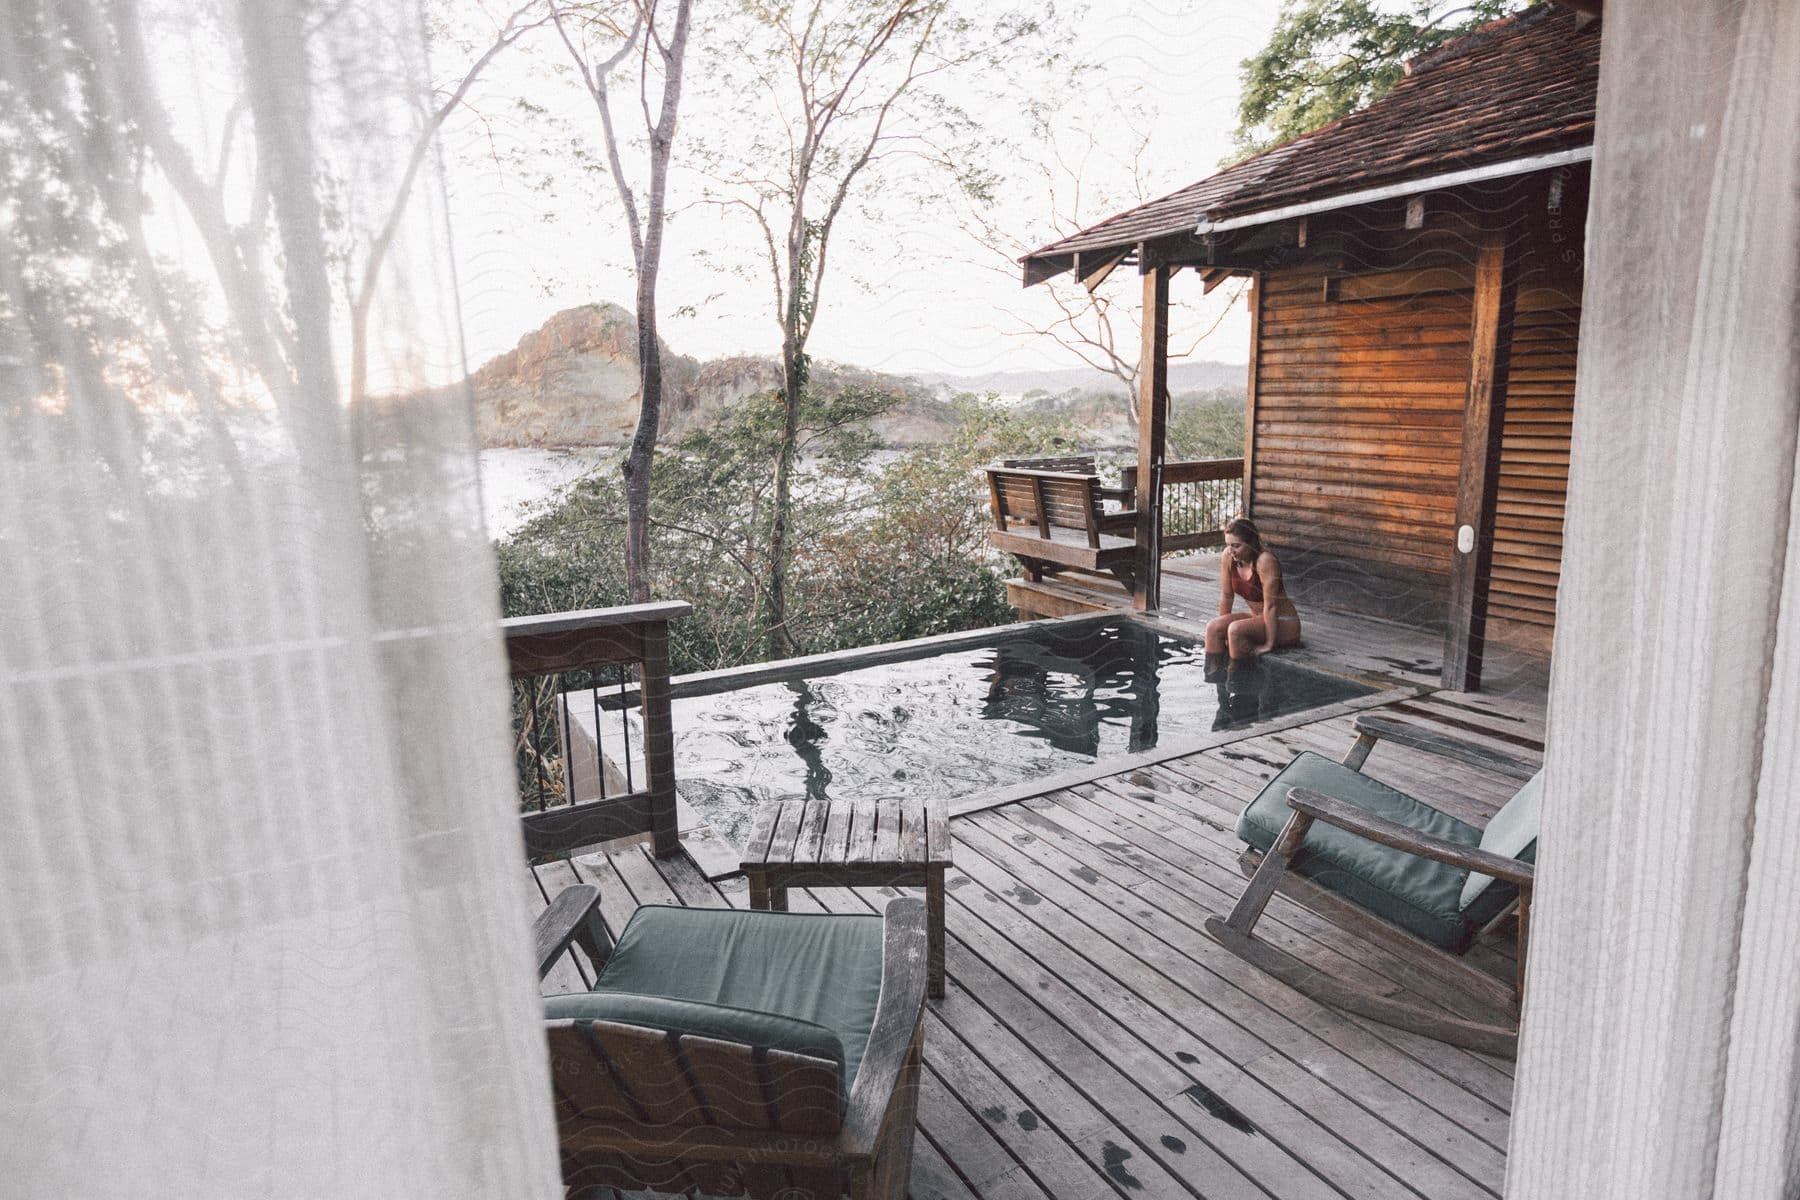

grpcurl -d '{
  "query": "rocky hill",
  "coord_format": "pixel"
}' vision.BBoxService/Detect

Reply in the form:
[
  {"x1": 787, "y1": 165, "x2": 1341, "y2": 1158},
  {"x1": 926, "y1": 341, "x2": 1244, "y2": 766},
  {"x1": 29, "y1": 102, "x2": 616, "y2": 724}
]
[
  {"x1": 469, "y1": 303, "x2": 1244, "y2": 450},
  {"x1": 470, "y1": 303, "x2": 957, "y2": 449}
]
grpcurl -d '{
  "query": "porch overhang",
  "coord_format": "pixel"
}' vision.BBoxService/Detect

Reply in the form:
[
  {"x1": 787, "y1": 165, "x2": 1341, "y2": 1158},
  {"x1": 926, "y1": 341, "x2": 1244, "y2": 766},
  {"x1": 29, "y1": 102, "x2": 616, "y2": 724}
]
[{"x1": 1194, "y1": 146, "x2": 1596, "y2": 237}]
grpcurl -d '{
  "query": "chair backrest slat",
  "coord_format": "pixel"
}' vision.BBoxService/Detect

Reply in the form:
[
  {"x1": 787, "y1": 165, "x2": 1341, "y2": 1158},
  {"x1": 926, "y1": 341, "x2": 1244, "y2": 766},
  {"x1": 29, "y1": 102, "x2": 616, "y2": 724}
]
[
  {"x1": 549, "y1": 1023, "x2": 640, "y2": 1123},
  {"x1": 1002, "y1": 454, "x2": 1097, "y2": 473},
  {"x1": 763, "y1": 1047, "x2": 842, "y2": 1134},
  {"x1": 680, "y1": 1033, "x2": 775, "y2": 1130},
  {"x1": 589, "y1": 1021, "x2": 696, "y2": 1125},
  {"x1": 547, "y1": 1019, "x2": 845, "y2": 1136},
  {"x1": 988, "y1": 468, "x2": 1108, "y2": 538}
]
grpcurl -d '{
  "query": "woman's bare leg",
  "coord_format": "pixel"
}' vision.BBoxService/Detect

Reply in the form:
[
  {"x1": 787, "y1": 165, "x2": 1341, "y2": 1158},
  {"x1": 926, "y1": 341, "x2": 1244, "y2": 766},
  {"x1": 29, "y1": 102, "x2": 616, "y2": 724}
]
[
  {"x1": 1227, "y1": 615, "x2": 1269, "y2": 659},
  {"x1": 1206, "y1": 611, "x2": 1257, "y2": 654}
]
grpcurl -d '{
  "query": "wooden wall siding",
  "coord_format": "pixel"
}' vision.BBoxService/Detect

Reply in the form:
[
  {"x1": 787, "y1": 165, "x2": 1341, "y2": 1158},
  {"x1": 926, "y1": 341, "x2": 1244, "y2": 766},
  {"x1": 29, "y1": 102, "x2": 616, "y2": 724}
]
[
  {"x1": 1486, "y1": 237, "x2": 1580, "y2": 653},
  {"x1": 1246, "y1": 227, "x2": 1580, "y2": 646},
  {"x1": 1249, "y1": 265, "x2": 1474, "y2": 620}
]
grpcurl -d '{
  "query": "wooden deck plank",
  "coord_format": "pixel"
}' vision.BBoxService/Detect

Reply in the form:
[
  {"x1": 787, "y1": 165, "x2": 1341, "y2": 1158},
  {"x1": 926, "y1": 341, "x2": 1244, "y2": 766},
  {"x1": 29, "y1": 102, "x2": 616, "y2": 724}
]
[
  {"x1": 595, "y1": 841, "x2": 684, "y2": 908},
  {"x1": 947, "y1": 830, "x2": 1457, "y2": 1200},
  {"x1": 809, "y1": 885, "x2": 1202, "y2": 1200},
  {"x1": 957, "y1": 816, "x2": 1504, "y2": 1198},
  {"x1": 786, "y1": 883, "x2": 1308, "y2": 1200},
  {"x1": 992, "y1": 798, "x2": 1514, "y2": 1156},
  {"x1": 935, "y1": 896, "x2": 1314, "y2": 1200},
  {"x1": 1022, "y1": 786, "x2": 1512, "y2": 1150}
]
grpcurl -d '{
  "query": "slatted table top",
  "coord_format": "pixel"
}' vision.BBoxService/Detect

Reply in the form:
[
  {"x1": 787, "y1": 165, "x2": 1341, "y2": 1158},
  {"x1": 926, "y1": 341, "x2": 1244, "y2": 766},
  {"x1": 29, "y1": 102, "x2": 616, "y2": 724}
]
[{"x1": 741, "y1": 797, "x2": 952, "y2": 870}]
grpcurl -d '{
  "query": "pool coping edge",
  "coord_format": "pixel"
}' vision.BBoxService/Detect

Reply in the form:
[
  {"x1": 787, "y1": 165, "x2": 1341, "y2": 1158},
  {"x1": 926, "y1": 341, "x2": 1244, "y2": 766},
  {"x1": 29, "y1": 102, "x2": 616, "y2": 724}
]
[{"x1": 946, "y1": 683, "x2": 1426, "y2": 819}]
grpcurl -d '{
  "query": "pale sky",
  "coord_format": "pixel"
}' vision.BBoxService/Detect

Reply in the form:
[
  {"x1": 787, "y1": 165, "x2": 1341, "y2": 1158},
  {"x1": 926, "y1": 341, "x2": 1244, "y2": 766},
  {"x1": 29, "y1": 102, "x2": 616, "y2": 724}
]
[{"x1": 440, "y1": 0, "x2": 1286, "y2": 379}]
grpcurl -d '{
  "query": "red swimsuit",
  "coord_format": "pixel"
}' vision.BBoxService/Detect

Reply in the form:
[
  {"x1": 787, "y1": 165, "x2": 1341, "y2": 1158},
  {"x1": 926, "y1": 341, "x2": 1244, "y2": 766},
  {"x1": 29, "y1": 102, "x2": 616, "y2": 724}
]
[{"x1": 1230, "y1": 561, "x2": 1264, "y2": 605}]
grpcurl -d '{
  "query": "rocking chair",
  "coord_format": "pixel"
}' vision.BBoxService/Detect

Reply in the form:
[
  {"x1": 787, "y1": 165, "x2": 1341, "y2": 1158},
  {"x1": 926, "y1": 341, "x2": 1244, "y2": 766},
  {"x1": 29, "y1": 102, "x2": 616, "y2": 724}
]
[{"x1": 1204, "y1": 714, "x2": 1542, "y2": 1057}]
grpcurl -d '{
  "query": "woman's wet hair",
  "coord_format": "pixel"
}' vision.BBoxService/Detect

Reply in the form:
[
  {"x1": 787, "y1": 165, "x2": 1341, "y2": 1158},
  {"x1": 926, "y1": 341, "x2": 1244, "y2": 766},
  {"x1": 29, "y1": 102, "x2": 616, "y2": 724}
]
[{"x1": 1225, "y1": 517, "x2": 1265, "y2": 557}]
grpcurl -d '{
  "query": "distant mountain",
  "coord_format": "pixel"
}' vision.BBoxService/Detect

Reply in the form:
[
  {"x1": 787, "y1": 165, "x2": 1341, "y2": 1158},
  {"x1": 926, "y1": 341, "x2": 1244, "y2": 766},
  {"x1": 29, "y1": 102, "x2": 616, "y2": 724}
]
[{"x1": 467, "y1": 304, "x2": 1244, "y2": 451}]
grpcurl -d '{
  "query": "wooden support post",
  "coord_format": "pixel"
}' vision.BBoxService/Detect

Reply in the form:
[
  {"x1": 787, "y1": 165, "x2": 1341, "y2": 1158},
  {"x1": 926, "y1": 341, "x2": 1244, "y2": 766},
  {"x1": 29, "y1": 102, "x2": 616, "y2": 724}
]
[
  {"x1": 1442, "y1": 228, "x2": 1521, "y2": 692},
  {"x1": 1134, "y1": 260, "x2": 1170, "y2": 612},
  {"x1": 1241, "y1": 274, "x2": 1262, "y2": 517},
  {"x1": 639, "y1": 618, "x2": 681, "y2": 857}
]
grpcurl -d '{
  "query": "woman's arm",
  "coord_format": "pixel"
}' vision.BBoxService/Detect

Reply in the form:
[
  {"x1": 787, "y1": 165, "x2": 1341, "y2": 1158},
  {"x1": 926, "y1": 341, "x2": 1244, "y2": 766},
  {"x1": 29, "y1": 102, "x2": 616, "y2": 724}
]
[
  {"x1": 1218, "y1": 551, "x2": 1235, "y2": 617},
  {"x1": 1249, "y1": 552, "x2": 1286, "y2": 655}
]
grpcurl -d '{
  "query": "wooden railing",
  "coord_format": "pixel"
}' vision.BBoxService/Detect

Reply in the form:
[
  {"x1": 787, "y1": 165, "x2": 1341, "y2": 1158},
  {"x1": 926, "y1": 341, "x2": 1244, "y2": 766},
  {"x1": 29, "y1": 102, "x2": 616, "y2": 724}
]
[
  {"x1": 1125, "y1": 457, "x2": 1245, "y2": 554},
  {"x1": 502, "y1": 601, "x2": 691, "y2": 862}
]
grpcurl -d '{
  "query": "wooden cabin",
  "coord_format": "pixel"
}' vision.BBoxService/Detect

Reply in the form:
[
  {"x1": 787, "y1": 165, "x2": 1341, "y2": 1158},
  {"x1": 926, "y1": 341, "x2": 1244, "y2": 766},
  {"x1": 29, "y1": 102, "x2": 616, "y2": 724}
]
[{"x1": 1015, "y1": 6, "x2": 1601, "y2": 691}]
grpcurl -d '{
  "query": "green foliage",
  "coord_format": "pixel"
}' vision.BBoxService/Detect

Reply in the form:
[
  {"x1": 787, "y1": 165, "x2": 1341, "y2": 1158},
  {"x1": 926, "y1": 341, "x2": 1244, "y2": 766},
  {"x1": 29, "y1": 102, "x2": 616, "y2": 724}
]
[
  {"x1": 500, "y1": 394, "x2": 1072, "y2": 676},
  {"x1": 496, "y1": 393, "x2": 1078, "y2": 674},
  {"x1": 1233, "y1": 0, "x2": 1533, "y2": 156},
  {"x1": 814, "y1": 396, "x2": 1079, "y2": 645},
  {"x1": 1168, "y1": 387, "x2": 1247, "y2": 461}
]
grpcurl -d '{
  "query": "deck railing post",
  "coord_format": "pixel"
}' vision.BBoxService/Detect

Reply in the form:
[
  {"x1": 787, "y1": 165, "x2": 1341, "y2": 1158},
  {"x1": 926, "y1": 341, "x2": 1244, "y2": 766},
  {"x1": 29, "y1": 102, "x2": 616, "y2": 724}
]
[{"x1": 638, "y1": 616, "x2": 680, "y2": 858}]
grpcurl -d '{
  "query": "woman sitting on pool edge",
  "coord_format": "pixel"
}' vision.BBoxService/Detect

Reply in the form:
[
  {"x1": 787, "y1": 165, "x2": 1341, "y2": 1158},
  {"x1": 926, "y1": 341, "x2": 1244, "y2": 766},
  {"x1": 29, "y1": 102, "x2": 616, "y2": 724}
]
[{"x1": 1206, "y1": 517, "x2": 1302, "y2": 660}]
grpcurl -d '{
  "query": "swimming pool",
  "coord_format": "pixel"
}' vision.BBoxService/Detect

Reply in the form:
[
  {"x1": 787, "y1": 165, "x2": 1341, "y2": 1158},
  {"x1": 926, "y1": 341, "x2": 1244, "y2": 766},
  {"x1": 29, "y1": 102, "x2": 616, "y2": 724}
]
[{"x1": 666, "y1": 616, "x2": 1376, "y2": 847}]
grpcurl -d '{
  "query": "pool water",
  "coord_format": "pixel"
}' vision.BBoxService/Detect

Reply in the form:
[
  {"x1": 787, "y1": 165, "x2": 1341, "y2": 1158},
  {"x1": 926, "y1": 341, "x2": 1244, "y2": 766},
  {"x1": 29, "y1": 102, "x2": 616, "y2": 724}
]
[{"x1": 669, "y1": 619, "x2": 1373, "y2": 847}]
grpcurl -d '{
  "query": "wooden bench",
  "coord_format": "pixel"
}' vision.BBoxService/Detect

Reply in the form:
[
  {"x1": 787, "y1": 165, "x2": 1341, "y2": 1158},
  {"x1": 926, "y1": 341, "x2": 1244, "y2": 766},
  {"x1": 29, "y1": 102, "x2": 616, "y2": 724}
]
[
  {"x1": 741, "y1": 797, "x2": 952, "y2": 999},
  {"x1": 984, "y1": 464, "x2": 1137, "y2": 592}
]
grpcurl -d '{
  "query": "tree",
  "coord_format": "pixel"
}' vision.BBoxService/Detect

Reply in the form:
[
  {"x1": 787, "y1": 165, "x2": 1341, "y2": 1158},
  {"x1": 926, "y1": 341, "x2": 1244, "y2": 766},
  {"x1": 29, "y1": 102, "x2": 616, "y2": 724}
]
[
  {"x1": 548, "y1": 0, "x2": 694, "y2": 604},
  {"x1": 960, "y1": 100, "x2": 1246, "y2": 435},
  {"x1": 347, "y1": 2, "x2": 551, "y2": 406},
  {"x1": 695, "y1": 0, "x2": 1050, "y2": 658},
  {"x1": 1233, "y1": 0, "x2": 1532, "y2": 155}
]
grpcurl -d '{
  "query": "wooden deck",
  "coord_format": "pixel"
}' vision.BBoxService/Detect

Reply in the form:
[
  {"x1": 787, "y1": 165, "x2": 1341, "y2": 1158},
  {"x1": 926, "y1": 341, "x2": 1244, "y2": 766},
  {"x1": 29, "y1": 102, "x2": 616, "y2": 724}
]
[
  {"x1": 1011, "y1": 558, "x2": 1553, "y2": 702},
  {"x1": 532, "y1": 604, "x2": 1548, "y2": 1200}
]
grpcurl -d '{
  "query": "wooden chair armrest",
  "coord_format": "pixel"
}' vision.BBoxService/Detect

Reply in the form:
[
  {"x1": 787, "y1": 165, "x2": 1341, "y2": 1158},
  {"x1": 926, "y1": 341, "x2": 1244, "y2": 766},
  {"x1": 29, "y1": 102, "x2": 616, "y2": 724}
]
[
  {"x1": 841, "y1": 897, "x2": 929, "y2": 1160},
  {"x1": 534, "y1": 884, "x2": 612, "y2": 980},
  {"x1": 1352, "y1": 714, "x2": 1539, "y2": 782},
  {"x1": 1286, "y1": 787, "x2": 1536, "y2": 887}
]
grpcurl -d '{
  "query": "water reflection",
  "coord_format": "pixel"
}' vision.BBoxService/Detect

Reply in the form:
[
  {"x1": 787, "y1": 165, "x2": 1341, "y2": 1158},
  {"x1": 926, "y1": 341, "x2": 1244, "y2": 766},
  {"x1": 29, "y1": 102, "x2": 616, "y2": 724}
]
[
  {"x1": 1208, "y1": 656, "x2": 1284, "y2": 731},
  {"x1": 980, "y1": 622, "x2": 1165, "y2": 755},
  {"x1": 784, "y1": 680, "x2": 833, "y2": 801}
]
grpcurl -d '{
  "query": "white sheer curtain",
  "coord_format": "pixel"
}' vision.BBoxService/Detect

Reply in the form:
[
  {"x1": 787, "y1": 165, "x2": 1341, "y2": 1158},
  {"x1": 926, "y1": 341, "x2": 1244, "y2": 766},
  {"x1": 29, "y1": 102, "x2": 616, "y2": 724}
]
[
  {"x1": 1508, "y1": 1, "x2": 1800, "y2": 1197},
  {"x1": 0, "y1": 1, "x2": 560, "y2": 1196}
]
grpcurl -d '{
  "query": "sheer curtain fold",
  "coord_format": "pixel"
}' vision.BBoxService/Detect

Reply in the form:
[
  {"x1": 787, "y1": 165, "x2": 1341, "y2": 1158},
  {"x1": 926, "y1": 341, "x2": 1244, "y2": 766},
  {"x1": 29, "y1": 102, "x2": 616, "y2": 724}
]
[
  {"x1": 1508, "y1": 1, "x2": 1800, "y2": 1197},
  {"x1": 0, "y1": 1, "x2": 560, "y2": 1195}
]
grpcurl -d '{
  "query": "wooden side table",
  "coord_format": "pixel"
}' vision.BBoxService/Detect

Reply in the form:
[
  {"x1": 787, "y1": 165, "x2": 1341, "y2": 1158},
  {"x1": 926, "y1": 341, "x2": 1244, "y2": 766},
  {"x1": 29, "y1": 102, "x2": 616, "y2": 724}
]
[{"x1": 740, "y1": 797, "x2": 951, "y2": 998}]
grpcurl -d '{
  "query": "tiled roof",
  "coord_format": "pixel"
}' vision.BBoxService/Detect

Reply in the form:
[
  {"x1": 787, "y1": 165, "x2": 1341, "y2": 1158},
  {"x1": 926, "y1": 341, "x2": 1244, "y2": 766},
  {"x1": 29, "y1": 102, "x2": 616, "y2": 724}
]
[{"x1": 1025, "y1": 5, "x2": 1600, "y2": 263}]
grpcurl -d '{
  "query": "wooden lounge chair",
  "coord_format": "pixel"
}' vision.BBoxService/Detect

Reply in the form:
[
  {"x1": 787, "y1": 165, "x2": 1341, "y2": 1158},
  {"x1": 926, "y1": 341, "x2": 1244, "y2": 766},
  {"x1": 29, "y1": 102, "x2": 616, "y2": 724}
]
[
  {"x1": 1204, "y1": 715, "x2": 1541, "y2": 1057},
  {"x1": 534, "y1": 886, "x2": 928, "y2": 1199}
]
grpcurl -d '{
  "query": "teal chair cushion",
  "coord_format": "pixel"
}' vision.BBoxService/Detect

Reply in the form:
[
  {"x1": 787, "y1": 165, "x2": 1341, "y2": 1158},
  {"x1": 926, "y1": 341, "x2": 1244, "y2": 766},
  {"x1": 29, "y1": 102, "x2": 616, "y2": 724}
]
[
  {"x1": 1237, "y1": 751, "x2": 1483, "y2": 951},
  {"x1": 580, "y1": 905, "x2": 887, "y2": 1095},
  {"x1": 1459, "y1": 769, "x2": 1544, "y2": 913}
]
